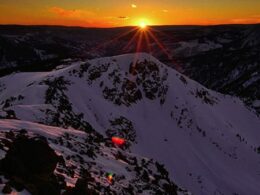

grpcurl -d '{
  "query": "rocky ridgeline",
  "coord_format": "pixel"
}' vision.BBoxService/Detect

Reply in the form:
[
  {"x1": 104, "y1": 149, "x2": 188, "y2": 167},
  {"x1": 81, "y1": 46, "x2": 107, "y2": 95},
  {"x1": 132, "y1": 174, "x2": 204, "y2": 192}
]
[
  {"x1": 42, "y1": 76, "x2": 94, "y2": 132},
  {"x1": 69, "y1": 59, "x2": 169, "y2": 106},
  {"x1": 0, "y1": 129, "x2": 188, "y2": 195}
]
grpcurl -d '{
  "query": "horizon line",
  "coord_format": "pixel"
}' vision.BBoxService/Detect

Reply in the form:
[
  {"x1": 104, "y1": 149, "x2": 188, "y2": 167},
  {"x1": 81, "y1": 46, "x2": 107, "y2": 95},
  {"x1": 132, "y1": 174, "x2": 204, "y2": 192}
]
[{"x1": 0, "y1": 23, "x2": 260, "y2": 29}]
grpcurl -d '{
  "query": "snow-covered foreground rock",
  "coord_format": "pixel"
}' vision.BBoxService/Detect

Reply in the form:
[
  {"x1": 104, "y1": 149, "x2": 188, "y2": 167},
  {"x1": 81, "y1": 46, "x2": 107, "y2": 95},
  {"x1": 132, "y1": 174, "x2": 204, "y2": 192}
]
[{"x1": 0, "y1": 53, "x2": 259, "y2": 195}]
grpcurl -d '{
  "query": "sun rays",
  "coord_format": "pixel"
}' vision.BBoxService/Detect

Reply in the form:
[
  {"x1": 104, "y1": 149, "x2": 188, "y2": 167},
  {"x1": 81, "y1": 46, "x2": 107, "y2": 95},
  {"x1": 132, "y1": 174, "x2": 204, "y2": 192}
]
[{"x1": 89, "y1": 21, "x2": 181, "y2": 70}]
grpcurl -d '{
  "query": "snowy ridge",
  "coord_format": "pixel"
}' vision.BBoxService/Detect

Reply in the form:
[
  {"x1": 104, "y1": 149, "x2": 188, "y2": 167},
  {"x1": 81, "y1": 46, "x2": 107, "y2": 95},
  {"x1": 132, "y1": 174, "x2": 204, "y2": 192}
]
[
  {"x1": 0, "y1": 119, "x2": 187, "y2": 194},
  {"x1": 0, "y1": 53, "x2": 259, "y2": 195}
]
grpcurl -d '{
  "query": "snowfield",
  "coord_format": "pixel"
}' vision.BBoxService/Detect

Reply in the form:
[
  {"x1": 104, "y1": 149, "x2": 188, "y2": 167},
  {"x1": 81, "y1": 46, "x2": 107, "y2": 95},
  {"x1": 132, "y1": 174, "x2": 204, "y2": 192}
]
[{"x1": 0, "y1": 53, "x2": 259, "y2": 195}]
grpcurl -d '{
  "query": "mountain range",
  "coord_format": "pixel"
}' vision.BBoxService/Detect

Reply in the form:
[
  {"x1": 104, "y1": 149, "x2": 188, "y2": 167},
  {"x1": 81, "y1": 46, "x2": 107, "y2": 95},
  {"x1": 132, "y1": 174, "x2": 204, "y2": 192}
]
[{"x1": 0, "y1": 24, "x2": 259, "y2": 114}]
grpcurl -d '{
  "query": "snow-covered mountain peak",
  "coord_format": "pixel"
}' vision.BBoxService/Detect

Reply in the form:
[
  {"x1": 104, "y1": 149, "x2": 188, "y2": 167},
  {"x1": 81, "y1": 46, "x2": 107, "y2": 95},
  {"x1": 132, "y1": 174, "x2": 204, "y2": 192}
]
[
  {"x1": 89, "y1": 52, "x2": 163, "y2": 69},
  {"x1": 0, "y1": 53, "x2": 259, "y2": 195}
]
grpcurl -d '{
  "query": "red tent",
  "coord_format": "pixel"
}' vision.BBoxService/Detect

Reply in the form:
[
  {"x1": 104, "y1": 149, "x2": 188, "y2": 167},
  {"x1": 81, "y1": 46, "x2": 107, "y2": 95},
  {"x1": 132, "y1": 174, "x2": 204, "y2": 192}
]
[{"x1": 111, "y1": 137, "x2": 125, "y2": 146}]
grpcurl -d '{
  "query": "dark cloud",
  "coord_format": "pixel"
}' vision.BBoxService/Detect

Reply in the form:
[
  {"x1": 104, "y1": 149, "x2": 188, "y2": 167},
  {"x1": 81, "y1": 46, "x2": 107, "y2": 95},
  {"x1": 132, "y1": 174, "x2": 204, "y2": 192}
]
[{"x1": 117, "y1": 16, "x2": 130, "y2": 20}]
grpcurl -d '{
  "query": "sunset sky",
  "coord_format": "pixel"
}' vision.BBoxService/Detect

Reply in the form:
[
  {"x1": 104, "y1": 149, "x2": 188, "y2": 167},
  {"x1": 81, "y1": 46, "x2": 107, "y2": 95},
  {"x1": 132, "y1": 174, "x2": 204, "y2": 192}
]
[{"x1": 0, "y1": 0, "x2": 260, "y2": 27}]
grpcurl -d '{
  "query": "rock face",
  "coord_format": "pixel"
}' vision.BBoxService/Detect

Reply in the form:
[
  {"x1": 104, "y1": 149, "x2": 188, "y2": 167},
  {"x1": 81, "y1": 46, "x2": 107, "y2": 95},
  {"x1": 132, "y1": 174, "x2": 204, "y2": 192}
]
[
  {"x1": 2, "y1": 136, "x2": 58, "y2": 175},
  {"x1": 0, "y1": 135, "x2": 63, "y2": 195},
  {"x1": 63, "y1": 171, "x2": 97, "y2": 195}
]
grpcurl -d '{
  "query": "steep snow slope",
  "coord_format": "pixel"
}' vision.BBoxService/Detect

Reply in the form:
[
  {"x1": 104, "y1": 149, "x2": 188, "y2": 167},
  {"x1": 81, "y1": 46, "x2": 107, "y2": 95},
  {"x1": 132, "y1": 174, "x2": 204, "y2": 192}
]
[{"x1": 0, "y1": 53, "x2": 260, "y2": 195}]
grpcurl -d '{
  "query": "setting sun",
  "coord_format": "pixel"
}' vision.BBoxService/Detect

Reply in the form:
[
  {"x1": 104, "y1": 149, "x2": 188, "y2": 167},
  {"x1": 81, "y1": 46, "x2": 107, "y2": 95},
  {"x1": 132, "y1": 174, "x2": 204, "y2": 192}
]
[
  {"x1": 136, "y1": 18, "x2": 150, "y2": 29},
  {"x1": 139, "y1": 21, "x2": 147, "y2": 29}
]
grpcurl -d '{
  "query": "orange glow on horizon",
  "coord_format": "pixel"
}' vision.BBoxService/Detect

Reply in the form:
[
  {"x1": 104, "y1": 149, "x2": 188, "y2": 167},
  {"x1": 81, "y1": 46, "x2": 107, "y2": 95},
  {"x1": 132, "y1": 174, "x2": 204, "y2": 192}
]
[{"x1": 0, "y1": 1, "x2": 259, "y2": 27}]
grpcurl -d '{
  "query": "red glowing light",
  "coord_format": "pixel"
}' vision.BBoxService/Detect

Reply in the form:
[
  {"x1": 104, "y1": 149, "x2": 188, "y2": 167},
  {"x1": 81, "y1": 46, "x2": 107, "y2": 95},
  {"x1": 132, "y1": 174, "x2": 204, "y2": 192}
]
[{"x1": 111, "y1": 137, "x2": 125, "y2": 146}]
